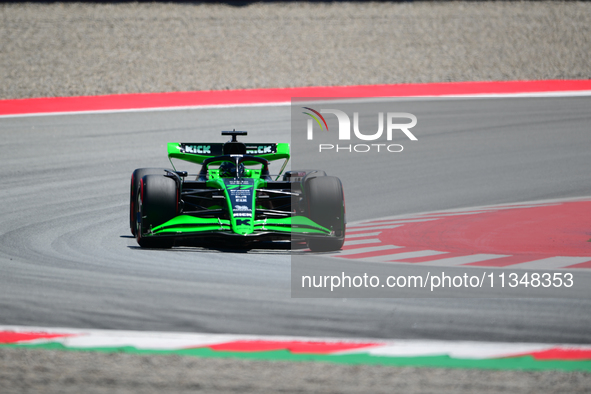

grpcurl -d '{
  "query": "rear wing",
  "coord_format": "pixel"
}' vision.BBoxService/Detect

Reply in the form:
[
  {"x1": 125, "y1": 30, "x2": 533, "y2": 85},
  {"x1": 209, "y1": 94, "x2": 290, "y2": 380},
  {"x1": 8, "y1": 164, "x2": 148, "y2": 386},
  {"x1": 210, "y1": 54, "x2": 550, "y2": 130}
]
[{"x1": 167, "y1": 142, "x2": 290, "y2": 165}]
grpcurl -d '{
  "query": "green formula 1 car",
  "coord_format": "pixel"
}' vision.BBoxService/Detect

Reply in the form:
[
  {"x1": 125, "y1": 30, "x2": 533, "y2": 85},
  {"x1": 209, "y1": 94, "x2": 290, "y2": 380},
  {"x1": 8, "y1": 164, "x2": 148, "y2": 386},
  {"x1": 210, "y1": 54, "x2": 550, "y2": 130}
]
[{"x1": 129, "y1": 131, "x2": 345, "y2": 251}]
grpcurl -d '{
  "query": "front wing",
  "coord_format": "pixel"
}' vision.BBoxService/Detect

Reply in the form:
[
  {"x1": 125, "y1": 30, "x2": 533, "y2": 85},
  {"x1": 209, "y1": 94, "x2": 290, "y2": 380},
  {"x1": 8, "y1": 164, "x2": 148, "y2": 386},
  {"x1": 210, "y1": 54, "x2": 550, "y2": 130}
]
[{"x1": 139, "y1": 215, "x2": 336, "y2": 242}]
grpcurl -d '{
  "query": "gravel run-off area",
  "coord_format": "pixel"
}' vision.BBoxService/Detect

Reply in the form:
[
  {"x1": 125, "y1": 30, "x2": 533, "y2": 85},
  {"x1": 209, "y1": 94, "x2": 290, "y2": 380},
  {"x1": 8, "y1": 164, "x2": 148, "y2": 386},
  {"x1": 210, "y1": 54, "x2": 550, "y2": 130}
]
[
  {"x1": 1, "y1": 1, "x2": 590, "y2": 99},
  {"x1": 1, "y1": 347, "x2": 591, "y2": 394},
  {"x1": 1, "y1": 1, "x2": 591, "y2": 393}
]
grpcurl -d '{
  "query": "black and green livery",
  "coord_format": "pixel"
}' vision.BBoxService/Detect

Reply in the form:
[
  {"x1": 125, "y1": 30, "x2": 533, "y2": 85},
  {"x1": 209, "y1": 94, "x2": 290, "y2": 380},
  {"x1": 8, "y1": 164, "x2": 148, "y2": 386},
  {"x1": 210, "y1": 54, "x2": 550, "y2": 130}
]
[{"x1": 130, "y1": 131, "x2": 345, "y2": 251}]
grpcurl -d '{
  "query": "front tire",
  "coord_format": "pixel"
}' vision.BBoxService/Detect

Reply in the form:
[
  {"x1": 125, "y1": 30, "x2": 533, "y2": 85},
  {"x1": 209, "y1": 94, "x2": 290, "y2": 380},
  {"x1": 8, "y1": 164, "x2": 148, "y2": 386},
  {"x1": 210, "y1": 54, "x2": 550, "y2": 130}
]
[
  {"x1": 305, "y1": 176, "x2": 346, "y2": 252},
  {"x1": 130, "y1": 168, "x2": 171, "y2": 235},
  {"x1": 136, "y1": 174, "x2": 178, "y2": 248}
]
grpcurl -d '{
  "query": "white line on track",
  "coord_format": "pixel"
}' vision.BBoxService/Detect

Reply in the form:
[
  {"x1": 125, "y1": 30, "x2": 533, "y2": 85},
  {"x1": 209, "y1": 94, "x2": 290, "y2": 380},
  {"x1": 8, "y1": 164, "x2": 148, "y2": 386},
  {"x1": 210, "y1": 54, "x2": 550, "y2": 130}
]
[
  {"x1": 0, "y1": 102, "x2": 293, "y2": 119},
  {"x1": 507, "y1": 256, "x2": 590, "y2": 270},
  {"x1": 357, "y1": 250, "x2": 449, "y2": 263},
  {"x1": 345, "y1": 232, "x2": 382, "y2": 239},
  {"x1": 343, "y1": 238, "x2": 382, "y2": 246},
  {"x1": 416, "y1": 254, "x2": 510, "y2": 267},
  {"x1": 347, "y1": 218, "x2": 439, "y2": 228},
  {"x1": 333, "y1": 245, "x2": 403, "y2": 256},
  {"x1": 347, "y1": 224, "x2": 403, "y2": 232}
]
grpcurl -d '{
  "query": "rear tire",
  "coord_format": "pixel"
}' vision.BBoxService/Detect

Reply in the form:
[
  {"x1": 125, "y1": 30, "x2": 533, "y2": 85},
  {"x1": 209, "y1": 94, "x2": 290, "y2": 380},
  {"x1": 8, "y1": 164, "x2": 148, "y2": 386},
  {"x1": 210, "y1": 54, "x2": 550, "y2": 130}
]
[
  {"x1": 137, "y1": 174, "x2": 178, "y2": 248},
  {"x1": 130, "y1": 168, "x2": 171, "y2": 235},
  {"x1": 305, "y1": 176, "x2": 346, "y2": 252}
]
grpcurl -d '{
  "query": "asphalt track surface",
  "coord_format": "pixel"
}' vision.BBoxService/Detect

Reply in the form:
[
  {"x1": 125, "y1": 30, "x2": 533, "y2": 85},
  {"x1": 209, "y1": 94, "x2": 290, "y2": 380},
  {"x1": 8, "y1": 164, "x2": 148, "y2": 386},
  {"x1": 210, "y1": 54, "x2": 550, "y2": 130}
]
[{"x1": 1, "y1": 96, "x2": 590, "y2": 344}]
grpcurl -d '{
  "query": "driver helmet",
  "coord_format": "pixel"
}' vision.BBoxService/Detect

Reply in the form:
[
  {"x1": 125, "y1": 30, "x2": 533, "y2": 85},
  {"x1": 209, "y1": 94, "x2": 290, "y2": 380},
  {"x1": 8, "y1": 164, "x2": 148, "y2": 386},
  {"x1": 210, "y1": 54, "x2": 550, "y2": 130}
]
[{"x1": 219, "y1": 162, "x2": 245, "y2": 178}]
